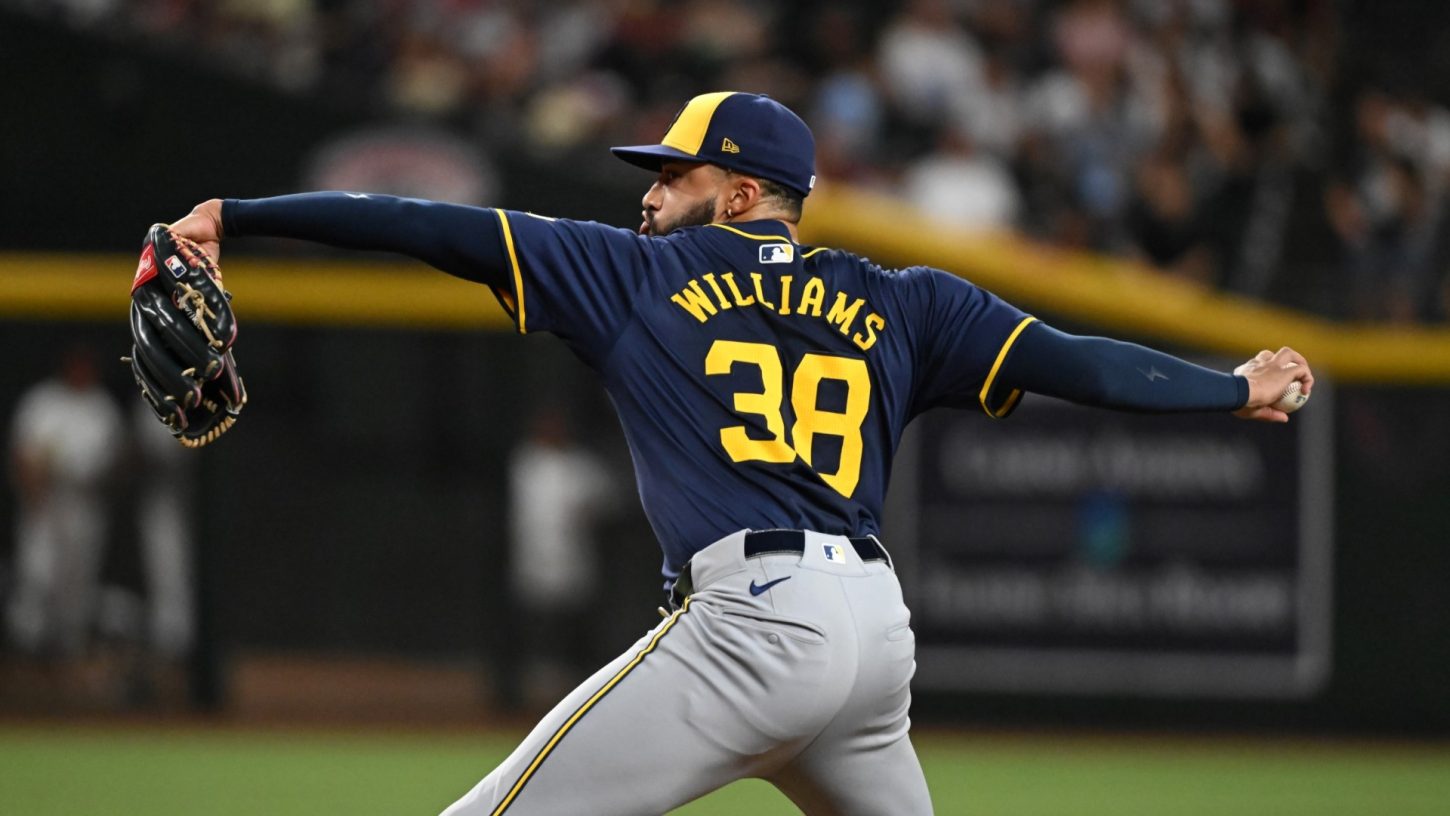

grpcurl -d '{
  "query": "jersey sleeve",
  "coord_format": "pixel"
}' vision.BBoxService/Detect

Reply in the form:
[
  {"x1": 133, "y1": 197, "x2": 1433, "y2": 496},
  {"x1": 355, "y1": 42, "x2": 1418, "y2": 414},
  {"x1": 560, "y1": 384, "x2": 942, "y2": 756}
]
[
  {"x1": 905, "y1": 267, "x2": 1037, "y2": 418},
  {"x1": 490, "y1": 210, "x2": 655, "y2": 356}
]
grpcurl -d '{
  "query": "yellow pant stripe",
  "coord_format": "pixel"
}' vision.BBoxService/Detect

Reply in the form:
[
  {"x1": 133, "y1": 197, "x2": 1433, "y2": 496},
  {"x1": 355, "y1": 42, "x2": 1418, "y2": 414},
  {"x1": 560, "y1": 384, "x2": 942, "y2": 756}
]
[
  {"x1": 491, "y1": 597, "x2": 693, "y2": 814},
  {"x1": 978, "y1": 316, "x2": 1038, "y2": 418}
]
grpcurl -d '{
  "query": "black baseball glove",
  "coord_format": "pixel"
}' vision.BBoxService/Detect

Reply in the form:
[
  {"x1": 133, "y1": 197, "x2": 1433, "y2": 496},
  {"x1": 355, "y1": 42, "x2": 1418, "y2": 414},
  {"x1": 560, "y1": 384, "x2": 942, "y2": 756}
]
[{"x1": 126, "y1": 223, "x2": 247, "y2": 448}]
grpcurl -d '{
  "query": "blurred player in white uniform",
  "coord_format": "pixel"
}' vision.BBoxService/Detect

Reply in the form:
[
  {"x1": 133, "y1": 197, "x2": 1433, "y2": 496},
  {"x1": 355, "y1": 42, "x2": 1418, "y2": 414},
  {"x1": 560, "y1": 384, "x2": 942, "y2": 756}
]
[
  {"x1": 507, "y1": 409, "x2": 613, "y2": 707},
  {"x1": 7, "y1": 347, "x2": 123, "y2": 656}
]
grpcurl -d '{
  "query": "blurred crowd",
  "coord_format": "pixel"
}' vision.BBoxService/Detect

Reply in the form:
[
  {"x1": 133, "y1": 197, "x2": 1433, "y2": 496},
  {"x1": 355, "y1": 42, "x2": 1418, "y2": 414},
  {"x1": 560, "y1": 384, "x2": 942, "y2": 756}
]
[{"x1": 15, "y1": 0, "x2": 1450, "y2": 320}]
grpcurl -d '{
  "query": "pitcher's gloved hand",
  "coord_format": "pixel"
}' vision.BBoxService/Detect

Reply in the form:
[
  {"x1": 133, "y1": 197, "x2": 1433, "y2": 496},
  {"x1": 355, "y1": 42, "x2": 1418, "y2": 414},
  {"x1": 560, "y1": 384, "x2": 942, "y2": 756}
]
[{"x1": 126, "y1": 223, "x2": 246, "y2": 448}]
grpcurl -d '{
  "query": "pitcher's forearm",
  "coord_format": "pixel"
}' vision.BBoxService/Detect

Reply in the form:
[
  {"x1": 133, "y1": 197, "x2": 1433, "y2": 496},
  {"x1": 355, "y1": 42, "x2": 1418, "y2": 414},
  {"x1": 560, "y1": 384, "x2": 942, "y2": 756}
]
[
  {"x1": 222, "y1": 193, "x2": 508, "y2": 286},
  {"x1": 1003, "y1": 322, "x2": 1248, "y2": 412}
]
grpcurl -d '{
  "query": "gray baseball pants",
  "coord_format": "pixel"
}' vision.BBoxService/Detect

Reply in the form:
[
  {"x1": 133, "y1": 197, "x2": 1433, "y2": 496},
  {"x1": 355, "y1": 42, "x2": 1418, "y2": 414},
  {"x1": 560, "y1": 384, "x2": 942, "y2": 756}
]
[{"x1": 441, "y1": 528, "x2": 932, "y2": 815}]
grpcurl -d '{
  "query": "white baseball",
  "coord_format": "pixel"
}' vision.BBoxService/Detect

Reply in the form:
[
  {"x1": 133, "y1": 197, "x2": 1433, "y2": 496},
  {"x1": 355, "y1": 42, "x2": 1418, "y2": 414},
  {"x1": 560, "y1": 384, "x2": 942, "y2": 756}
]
[{"x1": 1274, "y1": 362, "x2": 1309, "y2": 414}]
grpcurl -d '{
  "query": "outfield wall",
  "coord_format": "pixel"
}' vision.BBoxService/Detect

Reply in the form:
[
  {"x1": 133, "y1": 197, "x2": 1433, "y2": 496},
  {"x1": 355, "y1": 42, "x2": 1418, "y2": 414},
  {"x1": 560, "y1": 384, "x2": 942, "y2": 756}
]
[{"x1": 2, "y1": 267, "x2": 1447, "y2": 733}]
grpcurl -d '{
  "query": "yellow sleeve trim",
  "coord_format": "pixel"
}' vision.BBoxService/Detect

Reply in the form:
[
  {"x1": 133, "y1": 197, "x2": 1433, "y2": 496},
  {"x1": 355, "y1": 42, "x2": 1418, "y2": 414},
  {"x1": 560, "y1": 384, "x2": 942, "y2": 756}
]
[
  {"x1": 801, "y1": 246, "x2": 830, "y2": 258},
  {"x1": 495, "y1": 209, "x2": 527, "y2": 335},
  {"x1": 707, "y1": 222, "x2": 796, "y2": 242},
  {"x1": 979, "y1": 316, "x2": 1038, "y2": 418}
]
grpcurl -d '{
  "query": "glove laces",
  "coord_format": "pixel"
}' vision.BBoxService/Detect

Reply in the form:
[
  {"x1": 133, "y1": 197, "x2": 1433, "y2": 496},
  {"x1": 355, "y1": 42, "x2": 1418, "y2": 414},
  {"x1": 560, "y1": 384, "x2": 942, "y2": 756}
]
[{"x1": 176, "y1": 281, "x2": 222, "y2": 349}]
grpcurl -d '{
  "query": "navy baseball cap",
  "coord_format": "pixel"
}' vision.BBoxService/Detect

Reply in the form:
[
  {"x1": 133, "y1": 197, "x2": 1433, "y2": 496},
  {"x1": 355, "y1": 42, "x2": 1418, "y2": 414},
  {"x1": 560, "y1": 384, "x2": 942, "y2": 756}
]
[{"x1": 611, "y1": 92, "x2": 817, "y2": 198}]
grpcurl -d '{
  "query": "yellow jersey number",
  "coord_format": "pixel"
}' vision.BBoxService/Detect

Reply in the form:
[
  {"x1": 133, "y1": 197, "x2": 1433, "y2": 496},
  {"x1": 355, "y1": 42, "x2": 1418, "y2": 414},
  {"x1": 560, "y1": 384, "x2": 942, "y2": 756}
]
[{"x1": 705, "y1": 339, "x2": 871, "y2": 498}]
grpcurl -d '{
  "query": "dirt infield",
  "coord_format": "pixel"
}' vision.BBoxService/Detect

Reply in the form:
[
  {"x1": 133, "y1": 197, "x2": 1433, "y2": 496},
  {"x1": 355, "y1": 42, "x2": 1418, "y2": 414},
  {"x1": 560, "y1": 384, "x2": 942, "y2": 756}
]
[{"x1": 1, "y1": 651, "x2": 503, "y2": 726}]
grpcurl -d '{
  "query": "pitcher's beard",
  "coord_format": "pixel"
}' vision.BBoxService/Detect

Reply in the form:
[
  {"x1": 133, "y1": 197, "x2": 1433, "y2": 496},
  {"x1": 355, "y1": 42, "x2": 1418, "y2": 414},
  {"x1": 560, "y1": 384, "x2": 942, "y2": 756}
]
[{"x1": 647, "y1": 198, "x2": 718, "y2": 236}]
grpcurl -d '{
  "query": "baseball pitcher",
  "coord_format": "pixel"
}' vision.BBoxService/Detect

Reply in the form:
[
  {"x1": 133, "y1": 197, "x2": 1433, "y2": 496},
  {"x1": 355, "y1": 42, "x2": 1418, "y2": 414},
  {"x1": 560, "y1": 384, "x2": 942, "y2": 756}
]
[{"x1": 164, "y1": 92, "x2": 1312, "y2": 815}]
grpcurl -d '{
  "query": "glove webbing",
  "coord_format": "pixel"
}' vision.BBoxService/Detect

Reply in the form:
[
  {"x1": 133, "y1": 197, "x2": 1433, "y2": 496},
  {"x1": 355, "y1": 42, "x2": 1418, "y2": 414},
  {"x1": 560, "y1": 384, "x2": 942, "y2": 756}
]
[{"x1": 176, "y1": 281, "x2": 223, "y2": 349}]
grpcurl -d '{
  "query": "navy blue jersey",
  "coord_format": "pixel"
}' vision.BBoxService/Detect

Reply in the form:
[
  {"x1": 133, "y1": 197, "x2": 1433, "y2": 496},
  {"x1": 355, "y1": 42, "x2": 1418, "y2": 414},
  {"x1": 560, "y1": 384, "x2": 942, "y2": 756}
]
[
  {"x1": 223, "y1": 191, "x2": 1247, "y2": 584},
  {"x1": 490, "y1": 212, "x2": 1031, "y2": 582}
]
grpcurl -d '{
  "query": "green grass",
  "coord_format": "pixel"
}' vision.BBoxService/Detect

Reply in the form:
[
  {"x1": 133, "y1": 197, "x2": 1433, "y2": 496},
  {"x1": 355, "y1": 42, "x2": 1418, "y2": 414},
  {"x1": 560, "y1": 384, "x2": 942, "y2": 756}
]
[{"x1": 1, "y1": 725, "x2": 1447, "y2": 814}]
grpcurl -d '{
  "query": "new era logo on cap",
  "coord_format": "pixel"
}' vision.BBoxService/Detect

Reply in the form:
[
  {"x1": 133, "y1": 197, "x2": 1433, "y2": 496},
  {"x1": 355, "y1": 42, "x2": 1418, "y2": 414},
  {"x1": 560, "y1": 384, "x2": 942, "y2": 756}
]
[{"x1": 722, "y1": 137, "x2": 740, "y2": 153}]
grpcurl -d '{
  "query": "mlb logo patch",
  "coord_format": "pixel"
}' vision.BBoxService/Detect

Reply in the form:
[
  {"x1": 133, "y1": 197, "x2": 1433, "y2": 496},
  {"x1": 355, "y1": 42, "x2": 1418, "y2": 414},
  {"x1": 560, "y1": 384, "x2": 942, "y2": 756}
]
[
  {"x1": 760, "y1": 243, "x2": 793, "y2": 264},
  {"x1": 822, "y1": 543, "x2": 844, "y2": 563},
  {"x1": 164, "y1": 255, "x2": 187, "y2": 277}
]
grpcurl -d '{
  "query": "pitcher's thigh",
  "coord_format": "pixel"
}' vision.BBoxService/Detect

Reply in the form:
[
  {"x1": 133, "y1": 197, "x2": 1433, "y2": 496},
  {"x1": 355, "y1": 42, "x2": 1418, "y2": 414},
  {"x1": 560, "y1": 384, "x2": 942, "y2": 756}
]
[
  {"x1": 770, "y1": 732, "x2": 933, "y2": 816},
  {"x1": 441, "y1": 612, "x2": 744, "y2": 816}
]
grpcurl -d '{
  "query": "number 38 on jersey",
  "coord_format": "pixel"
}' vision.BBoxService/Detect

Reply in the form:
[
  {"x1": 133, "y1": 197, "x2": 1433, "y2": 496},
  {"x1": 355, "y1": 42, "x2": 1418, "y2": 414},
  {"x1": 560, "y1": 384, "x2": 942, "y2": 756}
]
[{"x1": 705, "y1": 339, "x2": 871, "y2": 499}]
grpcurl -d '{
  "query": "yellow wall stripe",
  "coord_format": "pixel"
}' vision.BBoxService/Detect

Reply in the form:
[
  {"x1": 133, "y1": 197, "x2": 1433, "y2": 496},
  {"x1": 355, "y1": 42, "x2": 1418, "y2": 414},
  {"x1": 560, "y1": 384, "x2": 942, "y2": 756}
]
[
  {"x1": 495, "y1": 209, "x2": 527, "y2": 335},
  {"x1": 798, "y1": 185, "x2": 1450, "y2": 385},
  {"x1": 15, "y1": 179, "x2": 1450, "y2": 385},
  {"x1": 661, "y1": 92, "x2": 735, "y2": 156},
  {"x1": 0, "y1": 253, "x2": 513, "y2": 329},
  {"x1": 492, "y1": 597, "x2": 692, "y2": 814},
  {"x1": 979, "y1": 316, "x2": 1039, "y2": 418}
]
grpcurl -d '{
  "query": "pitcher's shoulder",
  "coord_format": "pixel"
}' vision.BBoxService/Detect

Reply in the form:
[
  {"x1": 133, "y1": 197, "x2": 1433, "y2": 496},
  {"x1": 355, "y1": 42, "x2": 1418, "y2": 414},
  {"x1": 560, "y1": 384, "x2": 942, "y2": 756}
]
[{"x1": 805, "y1": 247, "x2": 939, "y2": 286}]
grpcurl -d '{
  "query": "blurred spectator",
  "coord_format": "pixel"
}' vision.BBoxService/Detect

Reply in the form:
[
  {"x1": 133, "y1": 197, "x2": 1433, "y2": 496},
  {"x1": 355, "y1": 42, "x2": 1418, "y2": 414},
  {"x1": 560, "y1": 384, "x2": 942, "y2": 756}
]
[
  {"x1": 131, "y1": 403, "x2": 195, "y2": 662},
  {"x1": 385, "y1": 30, "x2": 470, "y2": 117},
  {"x1": 1328, "y1": 154, "x2": 1442, "y2": 322},
  {"x1": 877, "y1": 0, "x2": 985, "y2": 132},
  {"x1": 807, "y1": 6, "x2": 887, "y2": 185},
  {"x1": 903, "y1": 126, "x2": 1020, "y2": 232},
  {"x1": 1024, "y1": 0, "x2": 1163, "y2": 250},
  {"x1": 524, "y1": 72, "x2": 632, "y2": 152},
  {"x1": 6, "y1": 346, "x2": 123, "y2": 657},
  {"x1": 1127, "y1": 151, "x2": 1213, "y2": 283},
  {"x1": 956, "y1": 42, "x2": 1028, "y2": 161},
  {"x1": 1327, "y1": 90, "x2": 1448, "y2": 322},
  {"x1": 502, "y1": 408, "x2": 613, "y2": 711}
]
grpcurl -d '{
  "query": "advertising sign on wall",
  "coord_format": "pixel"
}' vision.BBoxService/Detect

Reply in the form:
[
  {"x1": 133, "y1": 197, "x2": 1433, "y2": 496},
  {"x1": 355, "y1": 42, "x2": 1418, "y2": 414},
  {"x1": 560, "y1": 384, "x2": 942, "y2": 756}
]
[{"x1": 891, "y1": 375, "x2": 1333, "y2": 697}]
